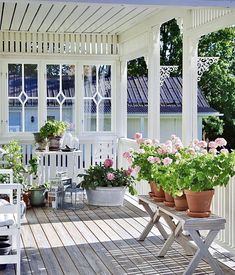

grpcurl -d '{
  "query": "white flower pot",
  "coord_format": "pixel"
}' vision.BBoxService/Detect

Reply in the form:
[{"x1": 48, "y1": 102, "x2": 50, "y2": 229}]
[{"x1": 86, "y1": 187, "x2": 126, "y2": 206}]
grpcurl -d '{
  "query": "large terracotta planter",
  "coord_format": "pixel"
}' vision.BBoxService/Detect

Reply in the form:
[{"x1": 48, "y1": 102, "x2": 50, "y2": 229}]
[
  {"x1": 164, "y1": 192, "x2": 175, "y2": 207},
  {"x1": 149, "y1": 182, "x2": 165, "y2": 202},
  {"x1": 184, "y1": 189, "x2": 214, "y2": 218},
  {"x1": 174, "y1": 194, "x2": 188, "y2": 211}
]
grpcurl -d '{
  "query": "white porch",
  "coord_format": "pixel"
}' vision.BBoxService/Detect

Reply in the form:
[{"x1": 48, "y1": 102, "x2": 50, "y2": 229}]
[{"x1": 0, "y1": 0, "x2": 235, "y2": 273}]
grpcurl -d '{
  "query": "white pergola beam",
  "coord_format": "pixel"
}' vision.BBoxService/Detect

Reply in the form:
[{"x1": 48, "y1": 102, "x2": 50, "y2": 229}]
[{"x1": 148, "y1": 25, "x2": 161, "y2": 140}]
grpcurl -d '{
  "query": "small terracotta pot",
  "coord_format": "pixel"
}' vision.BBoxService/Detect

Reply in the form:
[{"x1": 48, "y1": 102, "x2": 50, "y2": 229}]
[
  {"x1": 184, "y1": 189, "x2": 214, "y2": 218},
  {"x1": 174, "y1": 194, "x2": 188, "y2": 211},
  {"x1": 150, "y1": 182, "x2": 165, "y2": 202},
  {"x1": 164, "y1": 192, "x2": 175, "y2": 207},
  {"x1": 23, "y1": 192, "x2": 31, "y2": 209}
]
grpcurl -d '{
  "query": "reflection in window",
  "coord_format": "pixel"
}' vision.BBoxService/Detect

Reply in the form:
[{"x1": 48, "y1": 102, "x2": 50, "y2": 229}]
[
  {"x1": 8, "y1": 64, "x2": 38, "y2": 132},
  {"x1": 83, "y1": 65, "x2": 111, "y2": 132}
]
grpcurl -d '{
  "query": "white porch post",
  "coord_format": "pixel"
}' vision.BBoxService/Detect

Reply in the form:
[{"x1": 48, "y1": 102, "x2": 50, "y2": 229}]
[
  {"x1": 117, "y1": 60, "x2": 128, "y2": 137},
  {"x1": 182, "y1": 13, "x2": 199, "y2": 145},
  {"x1": 148, "y1": 25, "x2": 161, "y2": 140}
]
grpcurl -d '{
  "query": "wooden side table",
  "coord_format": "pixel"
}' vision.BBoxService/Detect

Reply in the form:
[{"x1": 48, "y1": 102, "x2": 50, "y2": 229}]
[{"x1": 138, "y1": 195, "x2": 226, "y2": 275}]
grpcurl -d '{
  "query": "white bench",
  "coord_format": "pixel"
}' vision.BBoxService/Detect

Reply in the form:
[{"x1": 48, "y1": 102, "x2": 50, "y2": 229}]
[
  {"x1": 138, "y1": 195, "x2": 226, "y2": 275},
  {"x1": 0, "y1": 183, "x2": 21, "y2": 275}
]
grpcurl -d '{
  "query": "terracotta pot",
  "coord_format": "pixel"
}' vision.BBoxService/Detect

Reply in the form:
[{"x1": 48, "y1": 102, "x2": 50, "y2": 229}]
[
  {"x1": 174, "y1": 194, "x2": 188, "y2": 211},
  {"x1": 164, "y1": 192, "x2": 175, "y2": 207},
  {"x1": 150, "y1": 182, "x2": 165, "y2": 202},
  {"x1": 49, "y1": 136, "x2": 62, "y2": 151},
  {"x1": 184, "y1": 189, "x2": 214, "y2": 218},
  {"x1": 23, "y1": 192, "x2": 31, "y2": 209}
]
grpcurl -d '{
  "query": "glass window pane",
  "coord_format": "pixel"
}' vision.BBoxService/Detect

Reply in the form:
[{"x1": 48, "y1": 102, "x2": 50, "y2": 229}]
[
  {"x1": 62, "y1": 65, "x2": 75, "y2": 97},
  {"x1": 24, "y1": 64, "x2": 38, "y2": 96},
  {"x1": 98, "y1": 99, "x2": 111, "y2": 131},
  {"x1": 25, "y1": 99, "x2": 38, "y2": 132},
  {"x1": 84, "y1": 99, "x2": 96, "y2": 131},
  {"x1": 8, "y1": 64, "x2": 22, "y2": 97},
  {"x1": 9, "y1": 99, "x2": 22, "y2": 132},
  {"x1": 83, "y1": 65, "x2": 96, "y2": 97},
  {"x1": 98, "y1": 65, "x2": 111, "y2": 97},
  {"x1": 62, "y1": 99, "x2": 75, "y2": 131},
  {"x1": 47, "y1": 65, "x2": 60, "y2": 97},
  {"x1": 47, "y1": 99, "x2": 60, "y2": 121}
]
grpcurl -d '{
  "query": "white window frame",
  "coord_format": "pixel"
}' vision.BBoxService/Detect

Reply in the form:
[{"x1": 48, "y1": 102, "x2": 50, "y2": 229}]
[{"x1": 0, "y1": 56, "x2": 117, "y2": 140}]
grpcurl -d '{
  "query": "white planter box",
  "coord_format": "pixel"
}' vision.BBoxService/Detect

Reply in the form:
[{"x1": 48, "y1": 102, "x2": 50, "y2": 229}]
[{"x1": 86, "y1": 187, "x2": 126, "y2": 206}]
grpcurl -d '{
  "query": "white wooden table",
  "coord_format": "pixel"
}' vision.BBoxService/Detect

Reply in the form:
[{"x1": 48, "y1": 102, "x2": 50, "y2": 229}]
[
  {"x1": 35, "y1": 150, "x2": 82, "y2": 184},
  {"x1": 138, "y1": 195, "x2": 226, "y2": 275}
]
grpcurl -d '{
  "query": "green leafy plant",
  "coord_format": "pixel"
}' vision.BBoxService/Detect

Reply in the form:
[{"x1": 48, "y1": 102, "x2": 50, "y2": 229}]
[
  {"x1": 0, "y1": 140, "x2": 26, "y2": 184},
  {"x1": 78, "y1": 159, "x2": 137, "y2": 195},
  {"x1": 40, "y1": 120, "x2": 68, "y2": 139}
]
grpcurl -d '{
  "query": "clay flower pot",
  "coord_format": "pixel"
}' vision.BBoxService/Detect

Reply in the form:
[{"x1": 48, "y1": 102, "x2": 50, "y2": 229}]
[
  {"x1": 184, "y1": 189, "x2": 214, "y2": 218},
  {"x1": 23, "y1": 192, "x2": 31, "y2": 209},
  {"x1": 164, "y1": 192, "x2": 175, "y2": 207},
  {"x1": 174, "y1": 194, "x2": 188, "y2": 211},
  {"x1": 149, "y1": 182, "x2": 165, "y2": 202}
]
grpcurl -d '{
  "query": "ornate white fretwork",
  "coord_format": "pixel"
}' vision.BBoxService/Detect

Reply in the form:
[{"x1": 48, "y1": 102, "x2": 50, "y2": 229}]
[
  {"x1": 197, "y1": 57, "x2": 219, "y2": 81},
  {"x1": 160, "y1": 66, "x2": 178, "y2": 86}
]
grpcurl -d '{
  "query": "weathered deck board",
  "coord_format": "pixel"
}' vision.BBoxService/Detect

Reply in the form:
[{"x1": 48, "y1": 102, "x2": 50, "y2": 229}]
[{"x1": 1, "y1": 200, "x2": 235, "y2": 275}]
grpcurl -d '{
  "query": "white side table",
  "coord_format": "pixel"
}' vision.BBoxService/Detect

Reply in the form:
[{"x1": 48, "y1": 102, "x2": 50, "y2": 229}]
[{"x1": 35, "y1": 150, "x2": 82, "y2": 184}]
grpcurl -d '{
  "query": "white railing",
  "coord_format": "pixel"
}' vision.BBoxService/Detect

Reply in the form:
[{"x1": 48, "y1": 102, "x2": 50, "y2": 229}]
[
  {"x1": 118, "y1": 137, "x2": 235, "y2": 251},
  {"x1": 1, "y1": 135, "x2": 117, "y2": 183}
]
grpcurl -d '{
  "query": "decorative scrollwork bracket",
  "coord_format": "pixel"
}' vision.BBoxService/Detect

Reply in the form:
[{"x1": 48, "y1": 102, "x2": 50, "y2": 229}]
[
  {"x1": 160, "y1": 66, "x2": 178, "y2": 86},
  {"x1": 197, "y1": 57, "x2": 219, "y2": 81}
]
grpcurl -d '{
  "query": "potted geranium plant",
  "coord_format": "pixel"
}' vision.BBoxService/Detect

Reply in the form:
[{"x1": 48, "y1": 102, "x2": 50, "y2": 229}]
[
  {"x1": 124, "y1": 133, "x2": 166, "y2": 202},
  {"x1": 181, "y1": 138, "x2": 235, "y2": 217},
  {"x1": 39, "y1": 120, "x2": 68, "y2": 151},
  {"x1": 78, "y1": 159, "x2": 137, "y2": 206}
]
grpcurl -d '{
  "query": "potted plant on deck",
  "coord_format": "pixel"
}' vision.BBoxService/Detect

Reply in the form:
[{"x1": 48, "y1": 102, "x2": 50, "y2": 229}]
[
  {"x1": 181, "y1": 138, "x2": 235, "y2": 217},
  {"x1": 78, "y1": 159, "x2": 137, "y2": 206},
  {"x1": 39, "y1": 120, "x2": 68, "y2": 151}
]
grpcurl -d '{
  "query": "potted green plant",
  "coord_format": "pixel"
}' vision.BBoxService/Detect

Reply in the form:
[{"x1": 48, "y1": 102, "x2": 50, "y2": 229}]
[
  {"x1": 78, "y1": 159, "x2": 137, "y2": 206},
  {"x1": 178, "y1": 138, "x2": 235, "y2": 217},
  {"x1": 29, "y1": 183, "x2": 49, "y2": 207},
  {"x1": 33, "y1": 132, "x2": 47, "y2": 151},
  {"x1": 125, "y1": 133, "x2": 165, "y2": 202},
  {"x1": 39, "y1": 120, "x2": 68, "y2": 151}
]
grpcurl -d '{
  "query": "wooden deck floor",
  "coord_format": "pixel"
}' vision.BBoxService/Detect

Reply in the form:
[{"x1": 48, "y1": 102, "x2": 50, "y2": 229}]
[{"x1": 1, "y1": 199, "x2": 235, "y2": 275}]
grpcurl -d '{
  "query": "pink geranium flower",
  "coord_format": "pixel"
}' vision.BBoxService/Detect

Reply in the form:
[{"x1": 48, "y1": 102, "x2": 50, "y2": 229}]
[
  {"x1": 215, "y1": 138, "x2": 227, "y2": 147},
  {"x1": 198, "y1": 141, "x2": 207, "y2": 148},
  {"x1": 125, "y1": 167, "x2": 133, "y2": 176},
  {"x1": 104, "y1": 159, "x2": 113, "y2": 168},
  {"x1": 162, "y1": 157, "x2": 173, "y2": 166},
  {"x1": 209, "y1": 148, "x2": 217, "y2": 155},
  {"x1": 209, "y1": 141, "x2": 218, "y2": 149},
  {"x1": 134, "y1": 132, "x2": 142, "y2": 140},
  {"x1": 123, "y1": 151, "x2": 131, "y2": 159},
  {"x1": 221, "y1": 148, "x2": 229, "y2": 155},
  {"x1": 107, "y1": 172, "x2": 115, "y2": 181}
]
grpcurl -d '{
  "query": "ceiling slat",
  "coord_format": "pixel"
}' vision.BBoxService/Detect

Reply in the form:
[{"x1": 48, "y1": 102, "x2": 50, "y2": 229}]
[
  {"x1": 103, "y1": 7, "x2": 156, "y2": 33},
  {"x1": 47, "y1": 4, "x2": 77, "y2": 32},
  {"x1": 38, "y1": 3, "x2": 66, "y2": 32},
  {"x1": 10, "y1": 3, "x2": 28, "y2": 31},
  {"x1": 93, "y1": 6, "x2": 137, "y2": 33},
  {"x1": 65, "y1": 5, "x2": 101, "y2": 32},
  {"x1": 1, "y1": 2, "x2": 15, "y2": 30},
  {"x1": 75, "y1": 5, "x2": 112, "y2": 33},
  {"x1": 56, "y1": 5, "x2": 88, "y2": 32},
  {"x1": 20, "y1": 3, "x2": 41, "y2": 31},
  {"x1": 29, "y1": 3, "x2": 53, "y2": 32},
  {"x1": 84, "y1": 6, "x2": 124, "y2": 33},
  {"x1": 115, "y1": 8, "x2": 160, "y2": 34}
]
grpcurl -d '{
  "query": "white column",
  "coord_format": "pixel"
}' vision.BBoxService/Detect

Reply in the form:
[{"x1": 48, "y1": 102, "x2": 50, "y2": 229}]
[
  {"x1": 148, "y1": 25, "x2": 161, "y2": 140},
  {"x1": 182, "y1": 13, "x2": 199, "y2": 145},
  {"x1": 116, "y1": 60, "x2": 127, "y2": 138}
]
